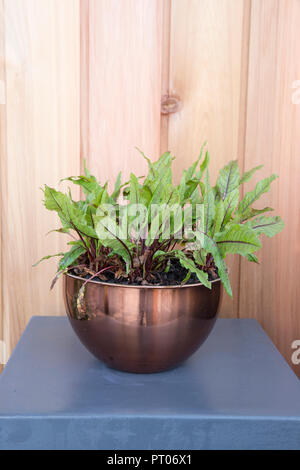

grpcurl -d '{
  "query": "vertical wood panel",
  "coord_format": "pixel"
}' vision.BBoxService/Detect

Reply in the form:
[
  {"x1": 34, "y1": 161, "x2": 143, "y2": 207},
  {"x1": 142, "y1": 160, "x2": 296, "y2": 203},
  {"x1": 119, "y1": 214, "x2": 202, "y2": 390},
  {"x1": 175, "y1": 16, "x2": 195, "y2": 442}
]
[
  {"x1": 240, "y1": 0, "x2": 300, "y2": 375},
  {"x1": 160, "y1": 0, "x2": 171, "y2": 154},
  {"x1": 0, "y1": 0, "x2": 6, "y2": 372},
  {"x1": 84, "y1": 0, "x2": 164, "y2": 185},
  {"x1": 2, "y1": 0, "x2": 80, "y2": 357},
  {"x1": 80, "y1": 0, "x2": 90, "y2": 173},
  {"x1": 167, "y1": 0, "x2": 251, "y2": 317}
]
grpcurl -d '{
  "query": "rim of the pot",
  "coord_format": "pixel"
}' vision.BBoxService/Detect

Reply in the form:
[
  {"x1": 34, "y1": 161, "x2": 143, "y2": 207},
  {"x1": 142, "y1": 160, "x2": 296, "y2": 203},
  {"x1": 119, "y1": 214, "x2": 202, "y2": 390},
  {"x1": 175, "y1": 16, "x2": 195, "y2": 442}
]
[{"x1": 65, "y1": 271, "x2": 221, "y2": 289}]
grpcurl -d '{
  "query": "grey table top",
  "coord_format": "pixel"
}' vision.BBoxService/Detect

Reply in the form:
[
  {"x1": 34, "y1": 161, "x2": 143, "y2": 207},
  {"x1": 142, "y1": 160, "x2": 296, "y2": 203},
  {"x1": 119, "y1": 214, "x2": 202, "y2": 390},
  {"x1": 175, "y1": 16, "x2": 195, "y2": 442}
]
[{"x1": 0, "y1": 316, "x2": 299, "y2": 449}]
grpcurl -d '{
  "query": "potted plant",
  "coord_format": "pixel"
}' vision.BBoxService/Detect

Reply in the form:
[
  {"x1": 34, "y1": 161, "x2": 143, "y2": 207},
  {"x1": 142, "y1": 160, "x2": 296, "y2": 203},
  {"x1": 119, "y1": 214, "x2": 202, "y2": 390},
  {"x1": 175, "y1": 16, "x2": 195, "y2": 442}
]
[{"x1": 35, "y1": 146, "x2": 283, "y2": 373}]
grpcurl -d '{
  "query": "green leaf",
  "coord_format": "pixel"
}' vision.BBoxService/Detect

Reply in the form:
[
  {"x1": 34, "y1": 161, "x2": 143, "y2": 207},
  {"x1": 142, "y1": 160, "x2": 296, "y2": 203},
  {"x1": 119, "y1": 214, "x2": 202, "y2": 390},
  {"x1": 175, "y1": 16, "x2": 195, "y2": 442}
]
[
  {"x1": 215, "y1": 224, "x2": 261, "y2": 256},
  {"x1": 174, "y1": 251, "x2": 211, "y2": 288},
  {"x1": 33, "y1": 252, "x2": 64, "y2": 267},
  {"x1": 216, "y1": 160, "x2": 240, "y2": 200},
  {"x1": 213, "y1": 199, "x2": 225, "y2": 235},
  {"x1": 211, "y1": 250, "x2": 231, "y2": 297},
  {"x1": 50, "y1": 269, "x2": 68, "y2": 290},
  {"x1": 179, "y1": 173, "x2": 201, "y2": 205},
  {"x1": 58, "y1": 245, "x2": 86, "y2": 271},
  {"x1": 245, "y1": 215, "x2": 284, "y2": 238},
  {"x1": 44, "y1": 186, "x2": 98, "y2": 238},
  {"x1": 145, "y1": 200, "x2": 179, "y2": 246},
  {"x1": 43, "y1": 186, "x2": 73, "y2": 229},
  {"x1": 181, "y1": 271, "x2": 191, "y2": 285},
  {"x1": 149, "y1": 170, "x2": 175, "y2": 206},
  {"x1": 44, "y1": 186, "x2": 68, "y2": 212},
  {"x1": 137, "y1": 149, "x2": 174, "y2": 195},
  {"x1": 237, "y1": 174, "x2": 278, "y2": 216},
  {"x1": 203, "y1": 169, "x2": 215, "y2": 234},
  {"x1": 83, "y1": 158, "x2": 91, "y2": 177},
  {"x1": 60, "y1": 174, "x2": 101, "y2": 198},
  {"x1": 139, "y1": 185, "x2": 152, "y2": 207},
  {"x1": 235, "y1": 206, "x2": 274, "y2": 223},
  {"x1": 193, "y1": 249, "x2": 207, "y2": 266},
  {"x1": 220, "y1": 189, "x2": 240, "y2": 229},
  {"x1": 60, "y1": 175, "x2": 96, "y2": 194},
  {"x1": 184, "y1": 141, "x2": 207, "y2": 180},
  {"x1": 179, "y1": 172, "x2": 187, "y2": 203},
  {"x1": 129, "y1": 172, "x2": 140, "y2": 205},
  {"x1": 198, "y1": 150, "x2": 210, "y2": 178},
  {"x1": 66, "y1": 203, "x2": 97, "y2": 238},
  {"x1": 245, "y1": 253, "x2": 259, "y2": 263},
  {"x1": 184, "y1": 179, "x2": 200, "y2": 202},
  {"x1": 184, "y1": 158, "x2": 200, "y2": 182},
  {"x1": 67, "y1": 239, "x2": 86, "y2": 247},
  {"x1": 111, "y1": 171, "x2": 122, "y2": 200},
  {"x1": 46, "y1": 228, "x2": 70, "y2": 236},
  {"x1": 153, "y1": 249, "x2": 172, "y2": 260},
  {"x1": 196, "y1": 233, "x2": 232, "y2": 297},
  {"x1": 240, "y1": 165, "x2": 263, "y2": 184},
  {"x1": 95, "y1": 205, "x2": 120, "y2": 238}
]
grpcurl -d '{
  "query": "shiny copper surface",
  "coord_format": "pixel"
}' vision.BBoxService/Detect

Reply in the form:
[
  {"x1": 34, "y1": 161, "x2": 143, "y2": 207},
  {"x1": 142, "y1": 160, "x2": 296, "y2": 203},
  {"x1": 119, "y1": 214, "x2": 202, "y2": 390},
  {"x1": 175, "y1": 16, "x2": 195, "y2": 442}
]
[{"x1": 63, "y1": 273, "x2": 221, "y2": 373}]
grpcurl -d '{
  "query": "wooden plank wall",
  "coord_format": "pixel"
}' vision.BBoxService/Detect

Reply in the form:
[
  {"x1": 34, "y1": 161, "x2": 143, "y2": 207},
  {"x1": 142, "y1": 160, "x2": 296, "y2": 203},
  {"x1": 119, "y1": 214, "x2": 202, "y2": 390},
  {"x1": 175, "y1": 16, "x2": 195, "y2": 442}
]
[
  {"x1": 1, "y1": 0, "x2": 299, "y2": 376},
  {"x1": 85, "y1": 0, "x2": 164, "y2": 186},
  {"x1": 239, "y1": 0, "x2": 300, "y2": 375},
  {"x1": 0, "y1": 0, "x2": 80, "y2": 357},
  {"x1": 0, "y1": 0, "x2": 5, "y2": 372}
]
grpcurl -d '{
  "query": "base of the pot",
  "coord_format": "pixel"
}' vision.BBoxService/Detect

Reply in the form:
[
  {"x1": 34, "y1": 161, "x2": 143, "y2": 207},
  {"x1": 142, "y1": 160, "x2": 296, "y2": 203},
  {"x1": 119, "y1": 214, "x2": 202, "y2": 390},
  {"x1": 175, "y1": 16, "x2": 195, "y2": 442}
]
[
  {"x1": 68, "y1": 315, "x2": 217, "y2": 374},
  {"x1": 105, "y1": 363, "x2": 181, "y2": 374}
]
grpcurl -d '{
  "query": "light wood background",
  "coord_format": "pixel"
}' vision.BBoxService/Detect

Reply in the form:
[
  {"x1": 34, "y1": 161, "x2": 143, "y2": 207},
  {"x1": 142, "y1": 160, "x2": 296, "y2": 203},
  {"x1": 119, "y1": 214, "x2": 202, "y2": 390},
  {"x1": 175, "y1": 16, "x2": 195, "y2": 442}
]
[{"x1": 0, "y1": 0, "x2": 299, "y2": 376}]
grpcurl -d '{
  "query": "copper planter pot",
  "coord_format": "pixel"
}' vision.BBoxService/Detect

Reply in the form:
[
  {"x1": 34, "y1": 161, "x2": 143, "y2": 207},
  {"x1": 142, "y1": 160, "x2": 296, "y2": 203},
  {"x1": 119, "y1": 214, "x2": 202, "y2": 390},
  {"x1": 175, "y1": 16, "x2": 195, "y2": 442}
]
[{"x1": 64, "y1": 273, "x2": 221, "y2": 373}]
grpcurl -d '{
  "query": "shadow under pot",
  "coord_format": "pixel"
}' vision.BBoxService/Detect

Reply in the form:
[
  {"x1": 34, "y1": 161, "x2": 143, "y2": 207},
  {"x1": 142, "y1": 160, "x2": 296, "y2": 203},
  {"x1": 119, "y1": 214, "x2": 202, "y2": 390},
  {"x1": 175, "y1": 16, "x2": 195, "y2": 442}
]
[{"x1": 63, "y1": 272, "x2": 221, "y2": 374}]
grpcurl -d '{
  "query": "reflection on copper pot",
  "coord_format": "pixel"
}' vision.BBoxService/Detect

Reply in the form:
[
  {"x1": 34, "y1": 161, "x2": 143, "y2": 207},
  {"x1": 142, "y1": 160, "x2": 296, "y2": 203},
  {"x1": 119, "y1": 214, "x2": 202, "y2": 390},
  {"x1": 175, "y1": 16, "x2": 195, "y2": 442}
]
[{"x1": 63, "y1": 273, "x2": 221, "y2": 373}]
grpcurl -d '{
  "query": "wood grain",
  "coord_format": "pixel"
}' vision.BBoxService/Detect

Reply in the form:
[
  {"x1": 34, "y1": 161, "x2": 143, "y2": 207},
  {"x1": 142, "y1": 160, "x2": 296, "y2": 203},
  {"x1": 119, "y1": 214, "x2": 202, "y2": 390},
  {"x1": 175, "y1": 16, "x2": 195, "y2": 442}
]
[
  {"x1": 80, "y1": 0, "x2": 90, "y2": 174},
  {"x1": 84, "y1": 0, "x2": 164, "y2": 187},
  {"x1": 240, "y1": 0, "x2": 300, "y2": 375},
  {"x1": 160, "y1": 0, "x2": 171, "y2": 154},
  {"x1": 0, "y1": 0, "x2": 5, "y2": 372},
  {"x1": 2, "y1": 0, "x2": 80, "y2": 356},
  {"x1": 167, "y1": 0, "x2": 251, "y2": 317}
]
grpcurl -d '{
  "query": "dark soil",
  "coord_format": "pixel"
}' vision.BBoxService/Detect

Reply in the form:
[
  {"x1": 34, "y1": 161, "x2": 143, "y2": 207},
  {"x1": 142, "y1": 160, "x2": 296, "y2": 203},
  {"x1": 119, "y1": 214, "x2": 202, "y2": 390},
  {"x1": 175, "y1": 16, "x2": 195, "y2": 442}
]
[{"x1": 70, "y1": 259, "x2": 218, "y2": 287}]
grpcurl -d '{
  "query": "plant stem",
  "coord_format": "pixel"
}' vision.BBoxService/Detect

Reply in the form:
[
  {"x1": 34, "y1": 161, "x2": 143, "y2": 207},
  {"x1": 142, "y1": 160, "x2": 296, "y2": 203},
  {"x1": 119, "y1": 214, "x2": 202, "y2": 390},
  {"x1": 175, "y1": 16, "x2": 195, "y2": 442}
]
[{"x1": 81, "y1": 266, "x2": 117, "y2": 288}]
